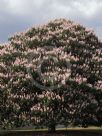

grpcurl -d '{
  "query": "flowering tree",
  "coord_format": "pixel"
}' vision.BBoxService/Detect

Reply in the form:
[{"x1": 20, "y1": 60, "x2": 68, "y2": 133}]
[{"x1": 0, "y1": 19, "x2": 102, "y2": 130}]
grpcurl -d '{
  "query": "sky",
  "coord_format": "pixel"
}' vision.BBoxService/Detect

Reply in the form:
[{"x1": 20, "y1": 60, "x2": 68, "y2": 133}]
[{"x1": 0, "y1": 0, "x2": 102, "y2": 43}]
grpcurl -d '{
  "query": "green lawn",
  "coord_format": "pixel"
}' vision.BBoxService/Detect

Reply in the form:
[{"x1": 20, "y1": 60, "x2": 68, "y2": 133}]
[{"x1": 0, "y1": 127, "x2": 102, "y2": 136}]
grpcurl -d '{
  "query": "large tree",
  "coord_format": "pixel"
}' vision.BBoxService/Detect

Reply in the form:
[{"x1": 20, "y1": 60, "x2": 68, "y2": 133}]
[{"x1": 0, "y1": 19, "x2": 102, "y2": 131}]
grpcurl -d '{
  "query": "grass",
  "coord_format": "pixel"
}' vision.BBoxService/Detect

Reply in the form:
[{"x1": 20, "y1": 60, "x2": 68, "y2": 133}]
[
  {"x1": 0, "y1": 126, "x2": 102, "y2": 136},
  {"x1": 0, "y1": 127, "x2": 102, "y2": 133}
]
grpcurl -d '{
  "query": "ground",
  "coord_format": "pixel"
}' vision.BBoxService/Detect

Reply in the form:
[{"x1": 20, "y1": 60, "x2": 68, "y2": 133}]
[{"x1": 0, "y1": 127, "x2": 102, "y2": 136}]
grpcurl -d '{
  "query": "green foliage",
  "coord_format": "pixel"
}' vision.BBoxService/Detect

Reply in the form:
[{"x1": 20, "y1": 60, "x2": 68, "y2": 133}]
[{"x1": 0, "y1": 19, "x2": 102, "y2": 131}]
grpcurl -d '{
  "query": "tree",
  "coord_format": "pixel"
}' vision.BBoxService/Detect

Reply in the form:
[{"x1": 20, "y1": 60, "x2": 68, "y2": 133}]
[{"x1": 0, "y1": 19, "x2": 102, "y2": 130}]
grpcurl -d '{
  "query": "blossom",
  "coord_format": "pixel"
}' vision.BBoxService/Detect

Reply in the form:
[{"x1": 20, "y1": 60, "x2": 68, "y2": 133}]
[{"x1": 0, "y1": 18, "x2": 102, "y2": 129}]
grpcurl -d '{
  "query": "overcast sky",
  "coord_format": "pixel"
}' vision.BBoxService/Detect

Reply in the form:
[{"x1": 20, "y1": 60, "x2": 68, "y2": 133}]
[{"x1": 0, "y1": 0, "x2": 102, "y2": 43}]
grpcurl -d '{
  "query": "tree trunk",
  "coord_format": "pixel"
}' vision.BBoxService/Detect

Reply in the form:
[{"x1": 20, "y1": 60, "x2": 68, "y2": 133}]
[
  {"x1": 48, "y1": 124, "x2": 55, "y2": 132},
  {"x1": 48, "y1": 118, "x2": 56, "y2": 132}
]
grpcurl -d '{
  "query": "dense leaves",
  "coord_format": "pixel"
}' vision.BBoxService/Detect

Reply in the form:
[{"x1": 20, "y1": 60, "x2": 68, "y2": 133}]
[{"x1": 0, "y1": 19, "x2": 102, "y2": 130}]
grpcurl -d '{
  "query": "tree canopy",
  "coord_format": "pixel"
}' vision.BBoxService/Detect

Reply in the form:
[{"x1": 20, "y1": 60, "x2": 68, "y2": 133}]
[{"x1": 0, "y1": 19, "x2": 102, "y2": 130}]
